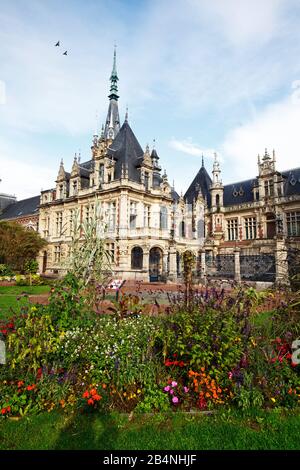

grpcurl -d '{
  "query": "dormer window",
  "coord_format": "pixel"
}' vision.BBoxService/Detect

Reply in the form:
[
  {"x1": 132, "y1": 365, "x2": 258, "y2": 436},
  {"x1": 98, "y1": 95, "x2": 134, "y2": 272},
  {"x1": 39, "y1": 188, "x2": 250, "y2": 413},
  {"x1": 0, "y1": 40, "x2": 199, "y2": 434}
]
[
  {"x1": 72, "y1": 181, "x2": 78, "y2": 195},
  {"x1": 99, "y1": 164, "x2": 104, "y2": 184},
  {"x1": 144, "y1": 172, "x2": 150, "y2": 190},
  {"x1": 264, "y1": 179, "x2": 274, "y2": 197}
]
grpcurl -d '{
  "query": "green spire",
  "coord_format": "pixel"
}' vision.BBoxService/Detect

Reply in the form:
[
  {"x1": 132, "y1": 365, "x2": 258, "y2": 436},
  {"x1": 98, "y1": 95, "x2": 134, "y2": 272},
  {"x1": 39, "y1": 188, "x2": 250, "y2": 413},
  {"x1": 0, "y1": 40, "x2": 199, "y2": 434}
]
[{"x1": 109, "y1": 45, "x2": 119, "y2": 101}]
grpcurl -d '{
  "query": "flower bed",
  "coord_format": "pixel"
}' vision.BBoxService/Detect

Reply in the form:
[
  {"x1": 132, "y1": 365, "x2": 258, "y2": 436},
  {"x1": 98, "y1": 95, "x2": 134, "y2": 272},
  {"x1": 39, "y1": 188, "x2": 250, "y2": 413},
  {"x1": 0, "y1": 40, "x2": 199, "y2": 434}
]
[{"x1": 0, "y1": 274, "x2": 299, "y2": 417}]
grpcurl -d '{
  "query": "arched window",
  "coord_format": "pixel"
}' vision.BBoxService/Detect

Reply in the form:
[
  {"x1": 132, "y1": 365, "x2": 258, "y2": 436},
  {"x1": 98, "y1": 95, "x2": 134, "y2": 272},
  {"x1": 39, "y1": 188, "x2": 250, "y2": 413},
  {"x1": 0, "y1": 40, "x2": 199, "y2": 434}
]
[
  {"x1": 216, "y1": 194, "x2": 220, "y2": 207},
  {"x1": 131, "y1": 247, "x2": 143, "y2": 269}
]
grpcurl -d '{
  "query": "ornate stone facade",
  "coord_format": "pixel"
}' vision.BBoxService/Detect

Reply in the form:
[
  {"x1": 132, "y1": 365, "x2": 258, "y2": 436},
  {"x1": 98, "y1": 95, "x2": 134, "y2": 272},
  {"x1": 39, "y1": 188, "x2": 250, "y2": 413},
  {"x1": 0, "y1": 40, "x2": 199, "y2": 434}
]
[{"x1": 38, "y1": 51, "x2": 205, "y2": 280}]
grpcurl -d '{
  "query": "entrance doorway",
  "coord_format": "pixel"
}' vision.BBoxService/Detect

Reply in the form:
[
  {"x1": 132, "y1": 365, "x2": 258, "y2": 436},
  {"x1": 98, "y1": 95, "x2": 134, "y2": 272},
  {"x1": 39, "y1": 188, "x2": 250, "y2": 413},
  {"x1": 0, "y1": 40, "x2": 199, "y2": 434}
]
[{"x1": 149, "y1": 247, "x2": 163, "y2": 282}]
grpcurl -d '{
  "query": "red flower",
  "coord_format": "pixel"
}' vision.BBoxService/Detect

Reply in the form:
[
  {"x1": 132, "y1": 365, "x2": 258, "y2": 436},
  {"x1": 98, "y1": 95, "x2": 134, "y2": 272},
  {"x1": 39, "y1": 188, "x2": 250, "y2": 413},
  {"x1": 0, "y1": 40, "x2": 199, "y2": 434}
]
[
  {"x1": 26, "y1": 384, "x2": 36, "y2": 391},
  {"x1": 93, "y1": 394, "x2": 102, "y2": 401},
  {"x1": 17, "y1": 380, "x2": 24, "y2": 388},
  {"x1": 82, "y1": 391, "x2": 90, "y2": 398},
  {"x1": 87, "y1": 398, "x2": 94, "y2": 405},
  {"x1": 6, "y1": 406, "x2": 11, "y2": 412},
  {"x1": 1, "y1": 408, "x2": 6, "y2": 415}
]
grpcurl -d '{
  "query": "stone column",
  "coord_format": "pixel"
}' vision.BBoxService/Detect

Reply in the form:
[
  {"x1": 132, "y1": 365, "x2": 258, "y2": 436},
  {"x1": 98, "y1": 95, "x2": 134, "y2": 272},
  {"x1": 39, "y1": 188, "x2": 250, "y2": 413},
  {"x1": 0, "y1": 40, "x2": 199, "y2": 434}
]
[
  {"x1": 200, "y1": 250, "x2": 206, "y2": 281},
  {"x1": 275, "y1": 238, "x2": 289, "y2": 286},
  {"x1": 168, "y1": 247, "x2": 177, "y2": 281},
  {"x1": 234, "y1": 248, "x2": 241, "y2": 283},
  {"x1": 163, "y1": 252, "x2": 169, "y2": 278},
  {"x1": 143, "y1": 249, "x2": 150, "y2": 282}
]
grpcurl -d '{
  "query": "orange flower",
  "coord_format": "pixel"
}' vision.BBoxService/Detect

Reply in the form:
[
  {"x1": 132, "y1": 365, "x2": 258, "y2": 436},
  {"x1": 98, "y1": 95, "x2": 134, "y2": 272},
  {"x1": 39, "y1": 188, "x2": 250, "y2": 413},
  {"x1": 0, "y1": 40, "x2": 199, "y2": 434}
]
[
  {"x1": 87, "y1": 398, "x2": 94, "y2": 405},
  {"x1": 93, "y1": 394, "x2": 102, "y2": 401},
  {"x1": 90, "y1": 388, "x2": 97, "y2": 396},
  {"x1": 82, "y1": 391, "x2": 90, "y2": 398},
  {"x1": 102, "y1": 383, "x2": 107, "y2": 389},
  {"x1": 17, "y1": 381, "x2": 24, "y2": 388}
]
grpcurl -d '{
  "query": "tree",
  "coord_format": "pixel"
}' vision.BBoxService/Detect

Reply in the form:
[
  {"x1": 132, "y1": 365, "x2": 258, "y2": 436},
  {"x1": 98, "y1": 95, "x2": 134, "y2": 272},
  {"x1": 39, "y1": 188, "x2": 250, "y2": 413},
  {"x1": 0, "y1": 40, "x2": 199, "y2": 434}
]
[{"x1": 0, "y1": 222, "x2": 46, "y2": 272}]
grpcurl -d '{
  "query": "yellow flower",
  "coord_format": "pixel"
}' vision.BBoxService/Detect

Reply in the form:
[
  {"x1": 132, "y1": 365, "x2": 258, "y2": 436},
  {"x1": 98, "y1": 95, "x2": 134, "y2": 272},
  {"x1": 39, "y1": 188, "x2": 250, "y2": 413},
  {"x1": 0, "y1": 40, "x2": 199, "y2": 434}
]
[
  {"x1": 137, "y1": 389, "x2": 141, "y2": 394},
  {"x1": 271, "y1": 397, "x2": 276, "y2": 403}
]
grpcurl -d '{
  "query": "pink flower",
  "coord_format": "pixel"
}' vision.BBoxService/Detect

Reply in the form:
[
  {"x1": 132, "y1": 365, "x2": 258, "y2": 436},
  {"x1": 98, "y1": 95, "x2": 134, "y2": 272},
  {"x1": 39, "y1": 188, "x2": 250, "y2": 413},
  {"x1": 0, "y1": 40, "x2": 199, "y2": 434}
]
[
  {"x1": 172, "y1": 396, "x2": 179, "y2": 404},
  {"x1": 228, "y1": 372, "x2": 233, "y2": 380},
  {"x1": 164, "y1": 386, "x2": 170, "y2": 392},
  {"x1": 170, "y1": 389, "x2": 174, "y2": 394},
  {"x1": 183, "y1": 386, "x2": 189, "y2": 393},
  {"x1": 171, "y1": 381, "x2": 178, "y2": 387}
]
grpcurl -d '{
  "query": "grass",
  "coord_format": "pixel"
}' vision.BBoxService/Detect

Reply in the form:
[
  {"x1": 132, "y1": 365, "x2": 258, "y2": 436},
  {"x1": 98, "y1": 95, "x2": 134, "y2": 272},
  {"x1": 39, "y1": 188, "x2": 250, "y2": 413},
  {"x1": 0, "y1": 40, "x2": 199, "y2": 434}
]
[
  {"x1": 0, "y1": 285, "x2": 50, "y2": 320},
  {"x1": 0, "y1": 408, "x2": 299, "y2": 450}
]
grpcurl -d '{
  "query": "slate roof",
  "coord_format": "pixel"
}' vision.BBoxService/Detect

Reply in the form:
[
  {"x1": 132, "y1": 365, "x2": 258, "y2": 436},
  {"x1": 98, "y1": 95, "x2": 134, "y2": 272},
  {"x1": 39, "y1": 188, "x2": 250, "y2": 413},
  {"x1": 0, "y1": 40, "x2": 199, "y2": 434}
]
[
  {"x1": 171, "y1": 188, "x2": 180, "y2": 202},
  {"x1": 0, "y1": 196, "x2": 40, "y2": 220},
  {"x1": 282, "y1": 168, "x2": 300, "y2": 196},
  {"x1": 222, "y1": 167, "x2": 300, "y2": 207},
  {"x1": 107, "y1": 121, "x2": 144, "y2": 181},
  {"x1": 223, "y1": 178, "x2": 258, "y2": 206},
  {"x1": 184, "y1": 165, "x2": 212, "y2": 206}
]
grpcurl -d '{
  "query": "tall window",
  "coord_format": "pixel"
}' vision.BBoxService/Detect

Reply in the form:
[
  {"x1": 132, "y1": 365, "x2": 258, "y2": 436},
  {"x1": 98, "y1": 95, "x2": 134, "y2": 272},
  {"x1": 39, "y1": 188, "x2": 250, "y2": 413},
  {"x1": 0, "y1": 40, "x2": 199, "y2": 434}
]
[
  {"x1": 108, "y1": 202, "x2": 116, "y2": 231},
  {"x1": 144, "y1": 204, "x2": 151, "y2": 228},
  {"x1": 286, "y1": 212, "x2": 300, "y2": 236},
  {"x1": 244, "y1": 217, "x2": 256, "y2": 240},
  {"x1": 227, "y1": 218, "x2": 238, "y2": 241},
  {"x1": 264, "y1": 179, "x2": 274, "y2": 197},
  {"x1": 56, "y1": 212, "x2": 63, "y2": 236},
  {"x1": 160, "y1": 206, "x2": 168, "y2": 230},
  {"x1": 179, "y1": 221, "x2": 185, "y2": 237},
  {"x1": 130, "y1": 202, "x2": 137, "y2": 229},
  {"x1": 54, "y1": 245, "x2": 61, "y2": 262},
  {"x1": 106, "y1": 243, "x2": 115, "y2": 262}
]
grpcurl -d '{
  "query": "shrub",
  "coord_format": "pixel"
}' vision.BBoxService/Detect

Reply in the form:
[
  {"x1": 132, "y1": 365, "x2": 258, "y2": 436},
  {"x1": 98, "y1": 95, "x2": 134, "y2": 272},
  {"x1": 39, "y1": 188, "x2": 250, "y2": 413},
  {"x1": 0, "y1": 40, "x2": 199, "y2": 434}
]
[{"x1": 0, "y1": 264, "x2": 14, "y2": 276}]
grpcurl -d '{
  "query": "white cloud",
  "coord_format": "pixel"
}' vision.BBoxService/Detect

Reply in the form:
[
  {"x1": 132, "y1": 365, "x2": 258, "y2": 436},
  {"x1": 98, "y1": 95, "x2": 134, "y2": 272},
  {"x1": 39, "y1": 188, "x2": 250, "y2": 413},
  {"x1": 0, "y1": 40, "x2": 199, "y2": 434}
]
[
  {"x1": 169, "y1": 138, "x2": 216, "y2": 158},
  {"x1": 221, "y1": 82, "x2": 300, "y2": 182},
  {"x1": 0, "y1": 139, "x2": 56, "y2": 199},
  {"x1": 196, "y1": 0, "x2": 285, "y2": 47}
]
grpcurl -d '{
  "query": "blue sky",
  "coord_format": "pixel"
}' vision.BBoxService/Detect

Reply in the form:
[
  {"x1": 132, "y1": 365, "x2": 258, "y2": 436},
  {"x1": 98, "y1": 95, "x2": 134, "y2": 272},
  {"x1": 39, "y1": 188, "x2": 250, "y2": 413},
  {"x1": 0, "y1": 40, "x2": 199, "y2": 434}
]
[{"x1": 1, "y1": 0, "x2": 300, "y2": 199}]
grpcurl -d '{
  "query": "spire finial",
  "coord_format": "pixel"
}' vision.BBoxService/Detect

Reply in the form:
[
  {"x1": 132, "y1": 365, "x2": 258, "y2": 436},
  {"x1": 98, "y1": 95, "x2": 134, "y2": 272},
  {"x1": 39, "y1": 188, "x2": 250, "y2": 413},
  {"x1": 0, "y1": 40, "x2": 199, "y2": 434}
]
[
  {"x1": 201, "y1": 154, "x2": 204, "y2": 167},
  {"x1": 108, "y1": 45, "x2": 119, "y2": 101},
  {"x1": 125, "y1": 105, "x2": 128, "y2": 122},
  {"x1": 153, "y1": 138, "x2": 156, "y2": 149}
]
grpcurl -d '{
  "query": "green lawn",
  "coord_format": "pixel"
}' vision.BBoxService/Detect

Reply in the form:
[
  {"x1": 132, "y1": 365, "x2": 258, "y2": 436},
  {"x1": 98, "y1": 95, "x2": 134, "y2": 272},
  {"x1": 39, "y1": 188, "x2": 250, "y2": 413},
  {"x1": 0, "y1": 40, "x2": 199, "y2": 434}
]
[
  {"x1": 0, "y1": 409, "x2": 299, "y2": 450},
  {"x1": 0, "y1": 285, "x2": 50, "y2": 320}
]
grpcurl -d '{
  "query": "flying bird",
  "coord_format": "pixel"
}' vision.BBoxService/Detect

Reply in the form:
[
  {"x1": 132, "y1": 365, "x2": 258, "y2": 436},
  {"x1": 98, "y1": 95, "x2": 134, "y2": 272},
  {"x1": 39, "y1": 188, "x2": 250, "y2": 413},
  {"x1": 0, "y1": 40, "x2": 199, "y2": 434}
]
[
  {"x1": 63, "y1": 51, "x2": 68, "y2": 56},
  {"x1": 55, "y1": 41, "x2": 60, "y2": 47}
]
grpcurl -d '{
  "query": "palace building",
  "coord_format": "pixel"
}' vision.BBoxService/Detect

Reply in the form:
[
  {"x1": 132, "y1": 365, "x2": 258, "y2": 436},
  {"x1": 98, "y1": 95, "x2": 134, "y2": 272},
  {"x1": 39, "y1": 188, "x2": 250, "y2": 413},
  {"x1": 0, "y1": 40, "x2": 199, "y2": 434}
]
[{"x1": 1, "y1": 50, "x2": 299, "y2": 283}]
